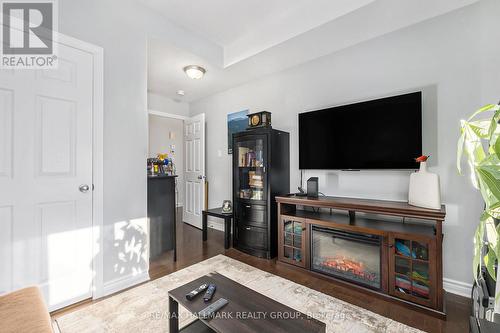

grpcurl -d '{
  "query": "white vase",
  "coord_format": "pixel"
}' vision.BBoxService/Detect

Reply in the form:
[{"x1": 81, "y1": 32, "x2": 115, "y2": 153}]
[{"x1": 408, "y1": 162, "x2": 441, "y2": 210}]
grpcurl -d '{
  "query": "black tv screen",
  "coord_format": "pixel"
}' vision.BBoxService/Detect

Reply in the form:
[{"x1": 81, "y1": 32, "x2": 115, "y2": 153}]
[{"x1": 299, "y1": 92, "x2": 422, "y2": 170}]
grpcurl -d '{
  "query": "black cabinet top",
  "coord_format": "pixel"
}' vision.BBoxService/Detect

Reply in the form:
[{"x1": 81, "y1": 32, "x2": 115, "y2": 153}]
[
  {"x1": 147, "y1": 174, "x2": 178, "y2": 179},
  {"x1": 203, "y1": 207, "x2": 233, "y2": 218}
]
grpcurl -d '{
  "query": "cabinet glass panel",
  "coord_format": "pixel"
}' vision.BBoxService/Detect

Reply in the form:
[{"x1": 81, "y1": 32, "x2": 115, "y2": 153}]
[
  {"x1": 293, "y1": 234, "x2": 302, "y2": 248},
  {"x1": 293, "y1": 221, "x2": 303, "y2": 248},
  {"x1": 412, "y1": 280, "x2": 430, "y2": 299},
  {"x1": 412, "y1": 262, "x2": 429, "y2": 285},
  {"x1": 293, "y1": 222, "x2": 303, "y2": 235},
  {"x1": 282, "y1": 219, "x2": 305, "y2": 265},
  {"x1": 395, "y1": 239, "x2": 411, "y2": 258},
  {"x1": 395, "y1": 257, "x2": 411, "y2": 276},
  {"x1": 395, "y1": 275, "x2": 412, "y2": 295},
  {"x1": 235, "y1": 138, "x2": 266, "y2": 201},
  {"x1": 293, "y1": 249, "x2": 302, "y2": 262},
  {"x1": 412, "y1": 241, "x2": 429, "y2": 261},
  {"x1": 393, "y1": 238, "x2": 432, "y2": 301},
  {"x1": 284, "y1": 246, "x2": 292, "y2": 259}
]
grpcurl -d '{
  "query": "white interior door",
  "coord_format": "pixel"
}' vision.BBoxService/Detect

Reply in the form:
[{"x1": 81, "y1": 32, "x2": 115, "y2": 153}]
[
  {"x1": 0, "y1": 41, "x2": 94, "y2": 310},
  {"x1": 183, "y1": 114, "x2": 206, "y2": 229}
]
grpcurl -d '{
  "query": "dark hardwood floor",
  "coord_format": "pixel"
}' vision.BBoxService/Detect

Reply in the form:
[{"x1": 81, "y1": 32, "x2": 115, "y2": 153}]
[{"x1": 53, "y1": 209, "x2": 471, "y2": 332}]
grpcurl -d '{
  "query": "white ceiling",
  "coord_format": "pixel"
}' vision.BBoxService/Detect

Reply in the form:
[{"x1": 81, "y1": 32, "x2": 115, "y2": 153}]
[
  {"x1": 145, "y1": 0, "x2": 479, "y2": 103},
  {"x1": 141, "y1": 0, "x2": 374, "y2": 67}
]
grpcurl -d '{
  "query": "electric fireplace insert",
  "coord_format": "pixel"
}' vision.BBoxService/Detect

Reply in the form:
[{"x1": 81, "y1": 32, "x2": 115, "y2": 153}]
[{"x1": 311, "y1": 226, "x2": 382, "y2": 290}]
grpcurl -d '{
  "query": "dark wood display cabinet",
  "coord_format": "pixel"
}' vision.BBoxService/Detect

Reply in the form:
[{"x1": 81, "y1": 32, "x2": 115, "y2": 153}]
[
  {"x1": 232, "y1": 128, "x2": 289, "y2": 259},
  {"x1": 276, "y1": 195, "x2": 446, "y2": 318}
]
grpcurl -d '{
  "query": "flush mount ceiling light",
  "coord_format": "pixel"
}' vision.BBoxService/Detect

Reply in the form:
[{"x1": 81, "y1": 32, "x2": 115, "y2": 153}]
[
  {"x1": 176, "y1": 90, "x2": 185, "y2": 96},
  {"x1": 183, "y1": 65, "x2": 206, "y2": 79}
]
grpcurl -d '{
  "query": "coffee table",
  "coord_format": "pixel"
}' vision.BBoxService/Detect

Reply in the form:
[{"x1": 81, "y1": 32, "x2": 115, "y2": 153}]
[{"x1": 168, "y1": 273, "x2": 325, "y2": 333}]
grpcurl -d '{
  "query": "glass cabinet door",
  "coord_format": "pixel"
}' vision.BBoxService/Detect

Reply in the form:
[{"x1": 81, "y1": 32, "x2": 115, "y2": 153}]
[
  {"x1": 234, "y1": 136, "x2": 267, "y2": 202},
  {"x1": 390, "y1": 234, "x2": 435, "y2": 308},
  {"x1": 280, "y1": 217, "x2": 307, "y2": 268}
]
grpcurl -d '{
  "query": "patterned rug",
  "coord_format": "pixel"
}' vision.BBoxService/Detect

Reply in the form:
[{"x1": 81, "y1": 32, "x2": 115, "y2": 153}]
[{"x1": 55, "y1": 255, "x2": 423, "y2": 333}]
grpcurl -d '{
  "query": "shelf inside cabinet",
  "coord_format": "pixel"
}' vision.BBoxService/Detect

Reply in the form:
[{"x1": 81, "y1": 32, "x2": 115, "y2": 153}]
[
  {"x1": 237, "y1": 198, "x2": 267, "y2": 205},
  {"x1": 395, "y1": 254, "x2": 428, "y2": 264}
]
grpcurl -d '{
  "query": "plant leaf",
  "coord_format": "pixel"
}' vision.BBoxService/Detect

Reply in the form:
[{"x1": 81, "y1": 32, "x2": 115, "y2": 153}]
[
  {"x1": 484, "y1": 211, "x2": 498, "y2": 281},
  {"x1": 473, "y1": 218, "x2": 485, "y2": 283},
  {"x1": 468, "y1": 120, "x2": 492, "y2": 138},
  {"x1": 476, "y1": 163, "x2": 500, "y2": 212},
  {"x1": 457, "y1": 131, "x2": 465, "y2": 174},
  {"x1": 458, "y1": 104, "x2": 500, "y2": 294},
  {"x1": 491, "y1": 109, "x2": 500, "y2": 157},
  {"x1": 494, "y1": 135, "x2": 500, "y2": 157},
  {"x1": 462, "y1": 122, "x2": 487, "y2": 188},
  {"x1": 468, "y1": 104, "x2": 496, "y2": 121},
  {"x1": 484, "y1": 249, "x2": 497, "y2": 282}
]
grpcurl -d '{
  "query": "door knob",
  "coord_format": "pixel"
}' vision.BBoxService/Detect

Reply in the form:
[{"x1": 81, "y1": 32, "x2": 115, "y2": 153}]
[
  {"x1": 198, "y1": 175, "x2": 205, "y2": 180},
  {"x1": 79, "y1": 184, "x2": 90, "y2": 193}
]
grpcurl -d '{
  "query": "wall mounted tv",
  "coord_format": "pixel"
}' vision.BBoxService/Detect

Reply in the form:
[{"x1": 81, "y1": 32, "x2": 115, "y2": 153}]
[{"x1": 299, "y1": 92, "x2": 422, "y2": 170}]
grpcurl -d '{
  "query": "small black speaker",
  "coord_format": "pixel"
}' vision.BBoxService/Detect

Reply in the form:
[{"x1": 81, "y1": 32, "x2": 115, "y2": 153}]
[{"x1": 307, "y1": 177, "x2": 318, "y2": 198}]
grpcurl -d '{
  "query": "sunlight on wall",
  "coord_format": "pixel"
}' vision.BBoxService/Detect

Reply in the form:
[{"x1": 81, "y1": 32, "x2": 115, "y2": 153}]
[
  {"x1": 46, "y1": 227, "x2": 93, "y2": 308},
  {"x1": 112, "y1": 218, "x2": 148, "y2": 277}
]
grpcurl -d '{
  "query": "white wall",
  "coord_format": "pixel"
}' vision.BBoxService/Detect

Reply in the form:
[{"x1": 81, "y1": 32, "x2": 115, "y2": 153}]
[
  {"x1": 58, "y1": 0, "x2": 212, "y2": 295},
  {"x1": 148, "y1": 92, "x2": 190, "y2": 117},
  {"x1": 191, "y1": 4, "x2": 490, "y2": 290},
  {"x1": 148, "y1": 115, "x2": 185, "y2": 206}
]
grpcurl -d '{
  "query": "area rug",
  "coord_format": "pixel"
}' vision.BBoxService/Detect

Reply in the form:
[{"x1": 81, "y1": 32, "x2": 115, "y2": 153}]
[{"x1": 55, "y1": 255, "x2": 422, "y2": 333}]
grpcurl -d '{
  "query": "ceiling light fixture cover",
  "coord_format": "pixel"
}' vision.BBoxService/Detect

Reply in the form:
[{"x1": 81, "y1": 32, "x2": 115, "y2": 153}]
[
  {"x1": 176, "y1": 90, "x2": 185, "y2": 96},
  {"x1": 183, "y1": 65, "x2": 206, "y2": 79}
]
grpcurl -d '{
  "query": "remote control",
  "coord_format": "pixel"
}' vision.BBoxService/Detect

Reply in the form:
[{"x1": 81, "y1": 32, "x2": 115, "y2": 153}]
[
  {"x1": 203, "y1": 284, "x2": 216, "y2": 302},
  {"x1": 198, "y1": 298, "x2": 228, "y2": 319},
  {"x1": 186, "y1": 283, "x2": 208, "y2": 301}
]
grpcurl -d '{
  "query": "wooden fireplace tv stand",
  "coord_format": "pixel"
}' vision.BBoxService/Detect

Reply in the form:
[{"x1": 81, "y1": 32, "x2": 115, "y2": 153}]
[{"x1": 276, "y1": 194, "x2": 446, "y2": 318}]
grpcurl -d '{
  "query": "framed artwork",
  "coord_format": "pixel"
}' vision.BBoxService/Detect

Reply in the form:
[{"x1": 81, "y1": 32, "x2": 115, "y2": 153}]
[{"x1": 227, "y1": 109, "x2": 248, "y2": 154}]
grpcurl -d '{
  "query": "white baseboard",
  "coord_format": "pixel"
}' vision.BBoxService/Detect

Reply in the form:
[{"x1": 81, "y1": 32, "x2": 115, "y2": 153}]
[
  {"x1": 443, "y1": 278, "x2": 471, "y2": 298},
  {"x1": 100, "y1": 271, "x2": 150, "y2": 298}
]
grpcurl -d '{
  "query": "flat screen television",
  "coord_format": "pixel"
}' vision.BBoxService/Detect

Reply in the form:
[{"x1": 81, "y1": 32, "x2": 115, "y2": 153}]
[{"x1": 299, "y1": 92, "x2": 422, "y2": 170}]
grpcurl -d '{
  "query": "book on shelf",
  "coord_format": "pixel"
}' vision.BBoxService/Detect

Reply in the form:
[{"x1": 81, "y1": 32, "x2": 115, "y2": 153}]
[
  {"x1": 248, "y1": 171, "x2": 264, "y2": 188},
  {"x1": 246, "y1": 151, "x2": 256, "y2": 167},
  {"x1": 249, "y1": 171, "x2": 262, "y2": 179},
  {"x1": 238, "y1": 147, "x2": 250, "y2": 166}
]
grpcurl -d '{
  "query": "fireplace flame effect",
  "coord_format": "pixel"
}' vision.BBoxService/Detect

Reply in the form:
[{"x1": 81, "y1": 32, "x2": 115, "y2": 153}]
[{"x1": 319, "y1": 256, "x2": 376, "y2": 282}]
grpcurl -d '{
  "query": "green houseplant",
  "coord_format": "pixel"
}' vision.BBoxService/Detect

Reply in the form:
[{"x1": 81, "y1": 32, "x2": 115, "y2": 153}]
[{"x1": 457, "y1": 103, "x2": 500, "y2": 289}]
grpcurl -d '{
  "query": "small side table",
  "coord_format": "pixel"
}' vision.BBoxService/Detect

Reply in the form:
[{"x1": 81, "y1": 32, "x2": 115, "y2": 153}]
[{"x1": 202, "y1": 208, "x2": 232, "y2": 249}]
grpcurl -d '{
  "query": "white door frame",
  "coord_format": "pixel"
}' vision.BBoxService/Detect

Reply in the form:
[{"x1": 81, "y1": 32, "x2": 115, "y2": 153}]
[
  {"x1": 148, "y1": 109, "x2": 189, "y2": 121},
  {"x1": 183, "y1": 113, "x2": 206, "y2": 229},
  {"x1": 147, "y1": 109, "x2": 188, "y2": 209},
  {"x1": 55, "y1": 33, "x2": 105, "y2": 300}
]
